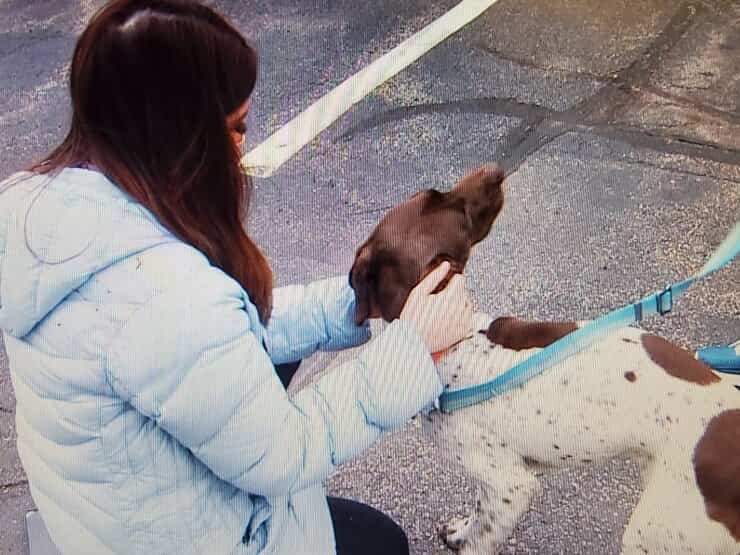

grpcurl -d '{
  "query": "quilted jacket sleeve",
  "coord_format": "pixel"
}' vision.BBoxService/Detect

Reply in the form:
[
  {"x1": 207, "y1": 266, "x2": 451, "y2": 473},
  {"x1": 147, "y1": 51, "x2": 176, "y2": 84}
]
[
  {"x1": 264, "y1": 276, "x2": 371, "y2": 365},
  {"x1": 106, "y1": 264, "x2": 442, "y2": 498}
]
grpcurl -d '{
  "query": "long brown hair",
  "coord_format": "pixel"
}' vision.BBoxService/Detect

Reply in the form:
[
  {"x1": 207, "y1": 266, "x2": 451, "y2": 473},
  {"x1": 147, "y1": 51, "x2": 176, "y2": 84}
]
[{"x1": 32, "y1": 0, "x2": 273, "y2": 323}]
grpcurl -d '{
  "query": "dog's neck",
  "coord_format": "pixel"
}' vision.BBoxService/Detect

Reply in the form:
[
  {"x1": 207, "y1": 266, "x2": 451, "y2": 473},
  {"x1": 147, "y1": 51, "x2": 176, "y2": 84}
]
[{"x1": 434, "y1": 332, "x2": 537, "y2": 389}]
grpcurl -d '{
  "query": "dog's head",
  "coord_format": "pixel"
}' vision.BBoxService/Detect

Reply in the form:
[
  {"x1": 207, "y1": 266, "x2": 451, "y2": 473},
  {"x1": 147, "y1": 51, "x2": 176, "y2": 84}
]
[{"x1": 349, "y1": 164, "x2": 505, "y2": 324}]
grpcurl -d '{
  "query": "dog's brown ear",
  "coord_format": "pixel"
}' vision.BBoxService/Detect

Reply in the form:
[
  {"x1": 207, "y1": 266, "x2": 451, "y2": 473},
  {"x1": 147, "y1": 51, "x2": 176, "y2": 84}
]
[{"x1": 349, "y1": 247, "x2": 373, "y2": 325}]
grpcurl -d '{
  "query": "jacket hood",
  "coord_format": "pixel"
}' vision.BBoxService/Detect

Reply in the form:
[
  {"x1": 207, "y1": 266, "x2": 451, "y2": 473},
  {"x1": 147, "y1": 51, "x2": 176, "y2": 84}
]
[{"x1": 0, "y1": 168, "x2": 173, "y2": 338}]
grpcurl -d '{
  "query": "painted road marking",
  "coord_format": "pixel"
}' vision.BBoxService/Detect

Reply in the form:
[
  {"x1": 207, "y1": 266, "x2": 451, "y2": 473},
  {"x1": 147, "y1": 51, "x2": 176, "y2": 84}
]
[{"x1": 242, "y1": 0, "x2": 501, "y2": 177}]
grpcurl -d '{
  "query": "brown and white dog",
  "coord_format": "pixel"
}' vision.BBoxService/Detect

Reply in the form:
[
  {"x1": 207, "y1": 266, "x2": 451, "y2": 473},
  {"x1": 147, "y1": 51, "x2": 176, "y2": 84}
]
[{"x1": 349, "y1": 164, "x2": 740, "y2": 554}]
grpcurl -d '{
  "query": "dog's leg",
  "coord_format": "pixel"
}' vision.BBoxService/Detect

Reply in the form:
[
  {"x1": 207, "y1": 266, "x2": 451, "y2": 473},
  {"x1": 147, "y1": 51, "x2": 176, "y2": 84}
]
[
  {"x1": 622, "y1": 456, "x2": 737, "y2": 555},
  {"x1": 441, "y1": 452, "x2": 539, "y2": 554}
]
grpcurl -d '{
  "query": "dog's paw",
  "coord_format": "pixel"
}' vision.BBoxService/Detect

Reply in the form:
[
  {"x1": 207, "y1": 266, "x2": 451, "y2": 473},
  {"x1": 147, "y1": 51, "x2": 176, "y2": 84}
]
[{"x1": 440, "y1": 516, "x2": 472, "y2": 551}]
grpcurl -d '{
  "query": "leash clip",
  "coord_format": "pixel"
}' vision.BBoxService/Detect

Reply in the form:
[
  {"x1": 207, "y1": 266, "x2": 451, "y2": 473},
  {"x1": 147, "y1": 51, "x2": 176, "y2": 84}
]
[{"x1": 656, "y1": 285, "x2": 673, "y2": 315}]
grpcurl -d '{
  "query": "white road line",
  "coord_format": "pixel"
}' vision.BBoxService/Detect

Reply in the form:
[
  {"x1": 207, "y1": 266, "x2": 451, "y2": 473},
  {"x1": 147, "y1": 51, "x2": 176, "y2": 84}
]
[{"x1": 242, "y1": 0, "x2": 500, "y2": 177}]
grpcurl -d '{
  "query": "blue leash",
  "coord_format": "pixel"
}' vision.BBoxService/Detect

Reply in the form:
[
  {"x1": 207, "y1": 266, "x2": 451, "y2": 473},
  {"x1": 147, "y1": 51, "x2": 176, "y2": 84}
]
[
  {"x1": 438, "y1": 222, "x2": 740, "y2": 414},
  {"x1": 696, "y1": 341, "x2": 740, "y2": 374}
]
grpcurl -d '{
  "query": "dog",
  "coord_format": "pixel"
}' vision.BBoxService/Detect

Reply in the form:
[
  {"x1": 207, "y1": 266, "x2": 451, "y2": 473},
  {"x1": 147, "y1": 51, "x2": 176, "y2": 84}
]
[
  {"x1": 424, "y1": 316, "x2": 739, "y2": 554},
  {"x1": 349, "y1": 163, "x2": 505, "y2": 324},
  {"x1": 349, "y1": 164, "x2": 740, "y2": 553}
]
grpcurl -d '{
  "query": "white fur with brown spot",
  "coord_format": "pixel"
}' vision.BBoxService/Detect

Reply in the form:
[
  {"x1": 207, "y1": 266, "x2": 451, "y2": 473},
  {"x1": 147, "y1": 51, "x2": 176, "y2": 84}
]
[{"x1": 423, "y1": 313, "x2": 739, "y2": 554}]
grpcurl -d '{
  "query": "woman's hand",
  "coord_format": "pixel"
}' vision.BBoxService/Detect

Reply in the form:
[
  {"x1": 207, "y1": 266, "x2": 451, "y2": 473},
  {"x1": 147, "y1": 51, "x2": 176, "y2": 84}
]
[{"x1": 399, "y1": 261, "x2": 473, "y2": 355}]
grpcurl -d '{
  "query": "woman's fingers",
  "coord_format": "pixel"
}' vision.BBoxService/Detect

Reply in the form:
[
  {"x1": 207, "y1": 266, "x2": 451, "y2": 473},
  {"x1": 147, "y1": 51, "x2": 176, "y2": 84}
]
[
  {"x1": 416, "y1": 261, "x2": 451, "y2": 295},
  {"x1": 400, "y1": 263, "x2": 474, "y2": 353},
  {"x1": 450, "y1": 277, "x2": 473, "y2": 334},
  {"x1": 442, "y1": 273, "x2": 466, "y2": 305}
]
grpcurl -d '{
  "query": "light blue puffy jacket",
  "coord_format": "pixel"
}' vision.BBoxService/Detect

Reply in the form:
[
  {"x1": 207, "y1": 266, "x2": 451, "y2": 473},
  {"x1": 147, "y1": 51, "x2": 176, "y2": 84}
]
[{"x1": 0, "y1": 168, "x2": 443, "y2": 555}]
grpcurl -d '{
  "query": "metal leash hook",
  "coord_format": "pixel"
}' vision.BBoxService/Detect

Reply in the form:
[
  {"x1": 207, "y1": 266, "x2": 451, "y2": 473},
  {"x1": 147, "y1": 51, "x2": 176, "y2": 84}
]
[{"x1": 656, "y1": 285, "x2": 673, "y2": 315}]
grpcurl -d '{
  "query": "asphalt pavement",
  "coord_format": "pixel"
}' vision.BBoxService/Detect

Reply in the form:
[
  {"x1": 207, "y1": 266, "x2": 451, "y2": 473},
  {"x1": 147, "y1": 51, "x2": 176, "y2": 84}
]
[{"x1": 1, "y1": 1, "x2": 739, "y2": 554}]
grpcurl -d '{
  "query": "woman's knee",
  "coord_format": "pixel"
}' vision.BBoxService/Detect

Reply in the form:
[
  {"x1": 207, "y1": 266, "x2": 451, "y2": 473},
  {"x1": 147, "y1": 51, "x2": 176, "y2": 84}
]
[{"x1": 328, "y1": 496, "x2": 409, "y2": 555}]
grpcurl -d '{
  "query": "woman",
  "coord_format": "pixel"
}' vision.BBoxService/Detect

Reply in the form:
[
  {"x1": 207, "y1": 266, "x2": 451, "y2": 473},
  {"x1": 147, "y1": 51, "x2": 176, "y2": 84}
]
[{"x1": 0, "y1": 1, "x2": 473, "y2": 554}]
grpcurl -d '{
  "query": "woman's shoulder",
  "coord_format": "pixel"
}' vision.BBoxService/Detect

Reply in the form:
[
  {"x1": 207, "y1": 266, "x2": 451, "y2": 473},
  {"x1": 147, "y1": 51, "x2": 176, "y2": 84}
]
[
  {"x1": 14, "y1": 167, "x2": 253, "y2": 316},
  {"x1": 2, "y1": 167, "x2": 128, "y2": 200}
]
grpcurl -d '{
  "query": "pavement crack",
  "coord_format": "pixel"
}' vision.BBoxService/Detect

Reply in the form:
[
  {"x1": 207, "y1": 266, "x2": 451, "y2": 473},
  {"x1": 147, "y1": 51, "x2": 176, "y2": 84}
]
[
  {"x1": 669, "y1": 134, "x2": 739, "y2": 151},
  {"x1": 586, "y1": 124, "x2": 740, "y2": 167},
  {"x1": 498, "y1": 122, "x2": 569, "y2": 174},
  {"x1": 614, "y1": 158, "x2": 740, "y2": 185},
  {"x1": 330, "y1": 1, "x2": 734, "y2": 178},
  {"x1": 0, "y1": 30, "x2": 62, "y2": 56},
  {"x1": 667, "y1": 83, "x2": 713, "y2": 92},
  {"x1": 1, "y1": 479, "x2": 28, "y2": 491},
  {"x1": 472, "y1": 42, "x2": 613, "y2": 83},
  {"x1": 613, "y1": 2, "x2": 702, "y2": 88},
  {"x1": 494, "y1": 1, "x2": 722, "y2": 174},
  {"x1": 565, "y1": 2, "x2": 705, "y2": 124},
  {"x1": 633, "y1": 84, "x2": 740, "y2": 124},
  {"x1": 350, "y1": 205, "x2": 394, "y2": 216},
  {"x1": 333, "y1": 97, "x2": 555, "y2": 143}
]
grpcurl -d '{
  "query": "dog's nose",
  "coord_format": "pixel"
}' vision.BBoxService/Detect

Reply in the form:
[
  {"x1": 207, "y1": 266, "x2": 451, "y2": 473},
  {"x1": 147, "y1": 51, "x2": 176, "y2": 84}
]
[{"x1": 481, "y1": 164, "x2": 505, "y2": 189}]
